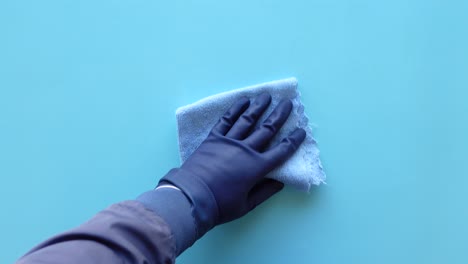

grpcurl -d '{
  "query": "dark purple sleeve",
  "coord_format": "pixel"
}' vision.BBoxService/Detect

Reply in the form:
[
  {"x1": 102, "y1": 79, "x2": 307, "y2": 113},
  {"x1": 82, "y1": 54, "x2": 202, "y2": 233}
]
[{"x1": 17, "y1": 201, "x2": 177, "y2": 264}]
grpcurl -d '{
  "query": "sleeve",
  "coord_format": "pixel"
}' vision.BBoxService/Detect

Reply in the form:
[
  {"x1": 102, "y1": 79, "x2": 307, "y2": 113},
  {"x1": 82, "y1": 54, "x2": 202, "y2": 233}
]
[{"x1": 16, "y1": 201, "x2": 177, "y2": 264}]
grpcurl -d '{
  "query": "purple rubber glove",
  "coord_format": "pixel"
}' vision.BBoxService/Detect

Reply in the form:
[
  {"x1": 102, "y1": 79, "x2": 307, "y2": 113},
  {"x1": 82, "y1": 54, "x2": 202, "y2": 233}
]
[{"x1": 159, "y1": 92, "x2": 306, "y2": 238}]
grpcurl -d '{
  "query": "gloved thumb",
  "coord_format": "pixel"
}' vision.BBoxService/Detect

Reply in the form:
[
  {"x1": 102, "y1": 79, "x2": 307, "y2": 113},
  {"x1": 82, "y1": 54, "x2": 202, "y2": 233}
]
[{"x1": 248, "y1": 179, "x2": 284, "y2": 210}]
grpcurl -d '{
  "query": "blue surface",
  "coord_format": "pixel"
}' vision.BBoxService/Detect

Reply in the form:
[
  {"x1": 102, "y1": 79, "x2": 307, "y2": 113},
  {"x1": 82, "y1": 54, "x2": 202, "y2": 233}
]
[{"x1": 1, "y1": 1, "x2": 467, "y2": 263}]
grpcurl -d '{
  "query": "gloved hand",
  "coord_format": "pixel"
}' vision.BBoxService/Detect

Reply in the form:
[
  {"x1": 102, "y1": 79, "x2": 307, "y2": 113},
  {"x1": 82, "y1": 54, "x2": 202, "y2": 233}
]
[{"x1": 159, "y1": 92, "x2": 306, "y2": 238}]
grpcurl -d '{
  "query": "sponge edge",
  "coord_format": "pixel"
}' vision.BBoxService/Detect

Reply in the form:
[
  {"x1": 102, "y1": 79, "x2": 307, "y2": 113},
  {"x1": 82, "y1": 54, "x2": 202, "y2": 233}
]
[{"x1": 175, "y1": 77, "x2": 325, "y2": 192}]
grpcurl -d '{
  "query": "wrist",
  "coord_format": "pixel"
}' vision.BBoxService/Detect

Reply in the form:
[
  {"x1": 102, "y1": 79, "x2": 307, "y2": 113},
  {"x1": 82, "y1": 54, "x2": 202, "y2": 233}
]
[
  {"x1": 136, "y1": 186, "x2": 197, "y2": 256},
  {"x1": 159, "y1": 168, "x2": 219, "y2": 238}
]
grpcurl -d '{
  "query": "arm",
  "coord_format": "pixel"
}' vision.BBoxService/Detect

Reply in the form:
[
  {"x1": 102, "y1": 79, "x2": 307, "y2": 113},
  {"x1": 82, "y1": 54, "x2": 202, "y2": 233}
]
[
  {"x1": 17, "y1": 93, "x2": 305, "y2": 263},
  {"x1": 17, "y1": 200, "x2": 177, "y2": 264}
]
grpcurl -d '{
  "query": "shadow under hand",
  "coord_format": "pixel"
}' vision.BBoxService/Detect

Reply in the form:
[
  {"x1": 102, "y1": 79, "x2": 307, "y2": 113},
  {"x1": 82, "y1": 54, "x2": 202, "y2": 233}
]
[{"x1": 182, "y1": 185, "x2": 326, "y2": 263}]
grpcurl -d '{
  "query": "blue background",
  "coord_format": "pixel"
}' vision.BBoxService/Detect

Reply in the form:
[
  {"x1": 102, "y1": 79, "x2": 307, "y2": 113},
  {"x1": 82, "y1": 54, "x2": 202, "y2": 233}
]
[{"x1": 1, "y1": 0, "x2": 467, "y2": 263}]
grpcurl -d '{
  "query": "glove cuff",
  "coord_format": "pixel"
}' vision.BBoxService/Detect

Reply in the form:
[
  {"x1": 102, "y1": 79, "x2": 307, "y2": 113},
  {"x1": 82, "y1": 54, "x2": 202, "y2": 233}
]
[{"x1": 159, "y1": 168, "x2": 219, "y2": 238}]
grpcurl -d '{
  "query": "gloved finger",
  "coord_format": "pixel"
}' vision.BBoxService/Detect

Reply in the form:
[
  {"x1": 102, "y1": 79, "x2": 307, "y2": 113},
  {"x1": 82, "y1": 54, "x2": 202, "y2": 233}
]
[
  {"x1": 264, "y1": 128, "x2": 306, "y2": 163},
  {"x1": 225, "y1": 93, "x2": 271, "y2": 140},
  {"x1": 211, "y1": 97, "x2": 250, "y2": 135},
  {"x1": 248, "y1": 178, "x2": 284, "y2": 210},
  {"x1": 244, "y1": 99, "x2": 293, "y2": 150}
]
